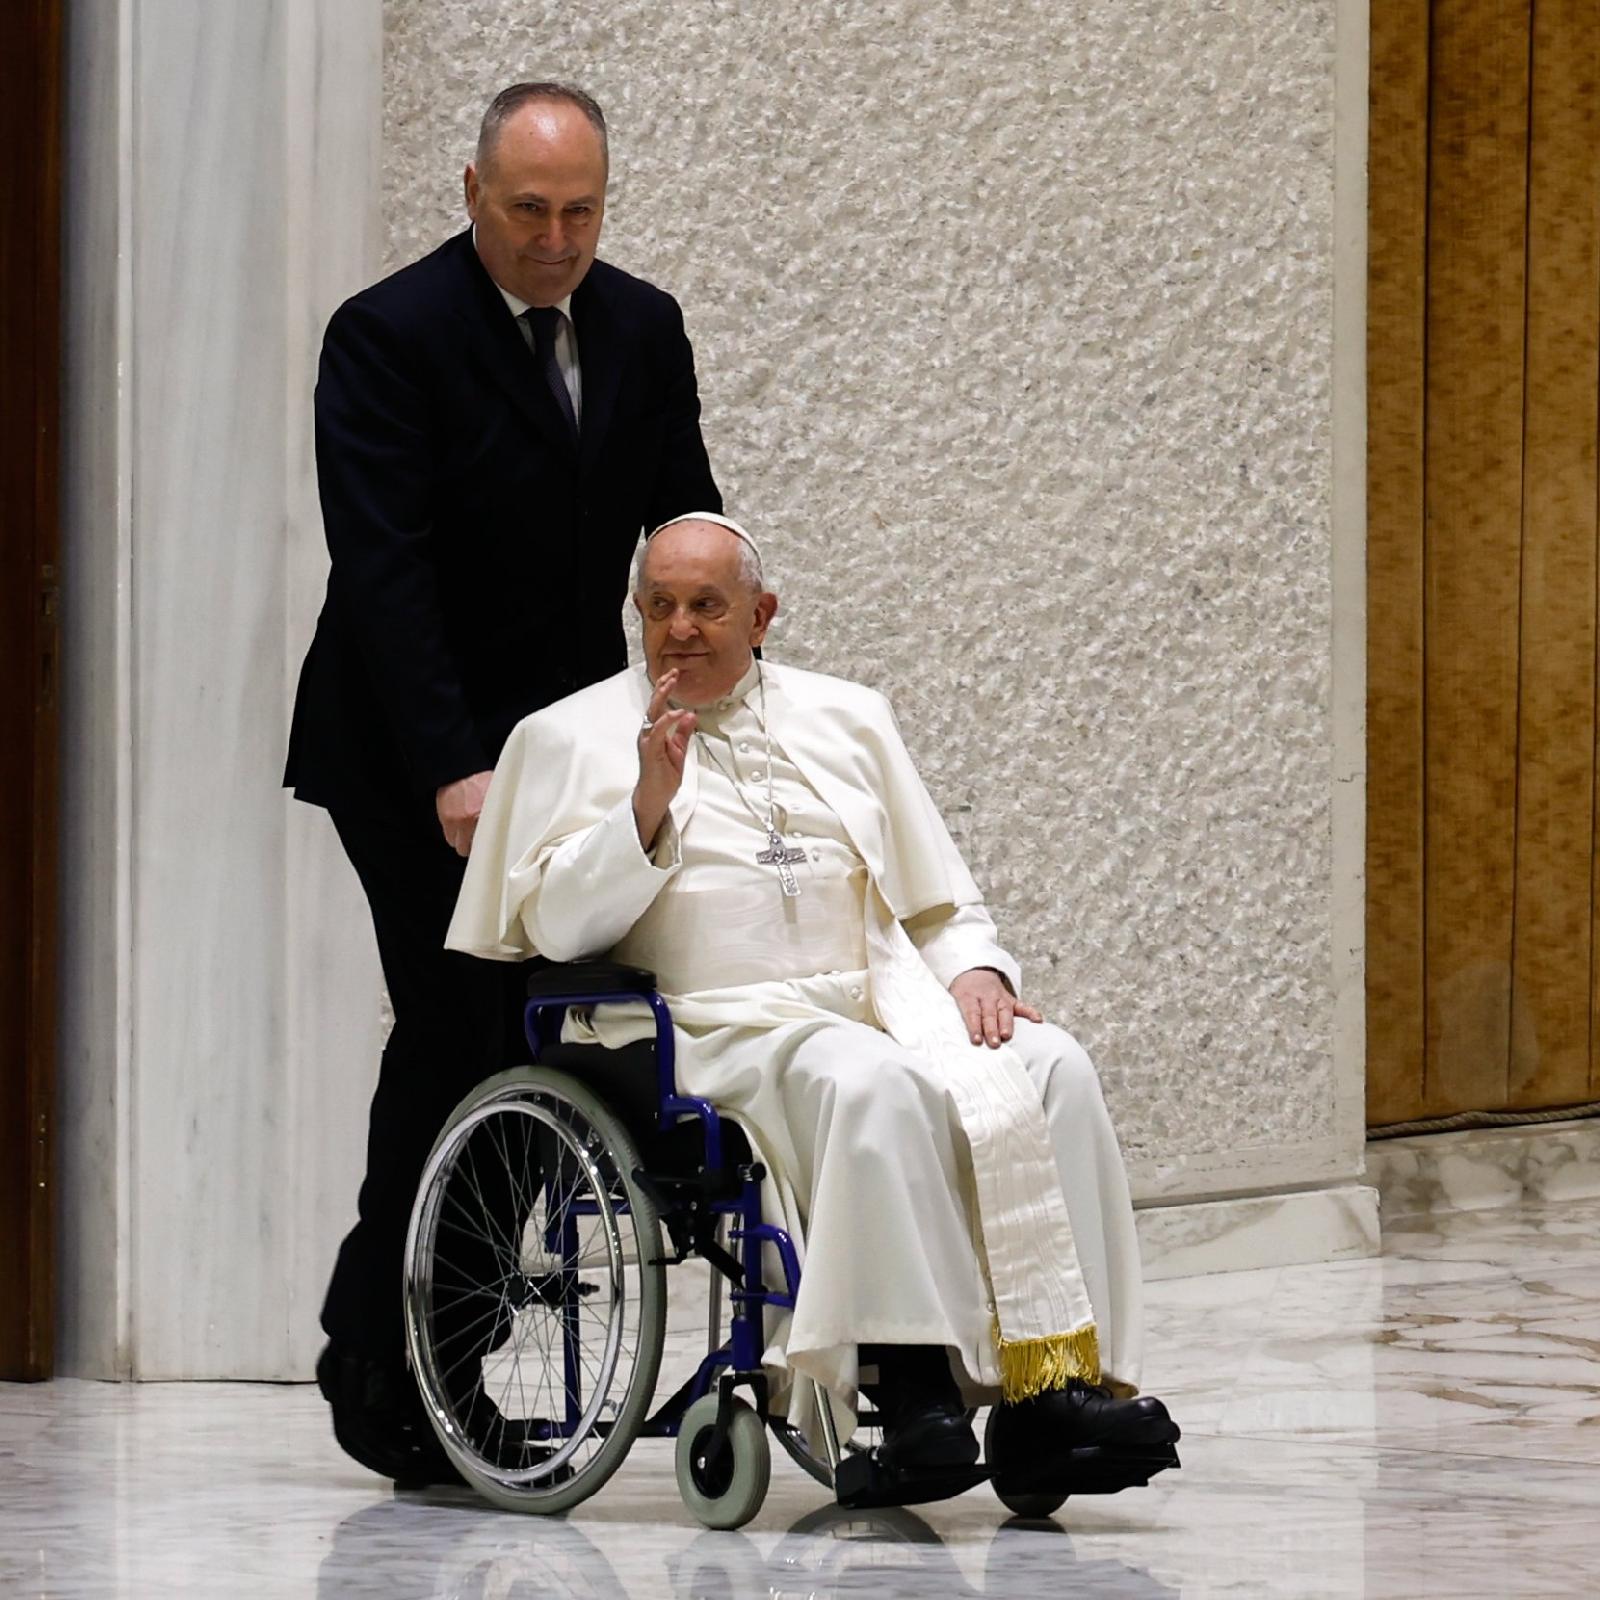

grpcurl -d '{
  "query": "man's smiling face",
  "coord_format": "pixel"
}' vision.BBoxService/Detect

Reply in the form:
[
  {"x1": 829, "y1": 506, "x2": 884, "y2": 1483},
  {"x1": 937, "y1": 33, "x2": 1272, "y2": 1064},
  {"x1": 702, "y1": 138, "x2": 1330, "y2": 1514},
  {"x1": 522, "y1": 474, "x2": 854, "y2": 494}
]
[{"x1": 465, "y1": 99, "x2": 607, "y2": 307}]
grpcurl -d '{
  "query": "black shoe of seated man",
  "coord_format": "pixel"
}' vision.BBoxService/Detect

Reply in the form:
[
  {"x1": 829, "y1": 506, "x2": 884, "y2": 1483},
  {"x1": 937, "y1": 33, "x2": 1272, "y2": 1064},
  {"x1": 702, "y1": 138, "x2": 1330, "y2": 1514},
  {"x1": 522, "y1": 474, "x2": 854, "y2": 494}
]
[
  {"x1": 316, "y1": 1343, "x2": 466, "y2": 1489},
  {"x1": 859, "y1": 1343, "x2": 981, "y2": 1473},
  {"x1": 989, "y1": 1379, "x2": 1180, "y2": 1480}
]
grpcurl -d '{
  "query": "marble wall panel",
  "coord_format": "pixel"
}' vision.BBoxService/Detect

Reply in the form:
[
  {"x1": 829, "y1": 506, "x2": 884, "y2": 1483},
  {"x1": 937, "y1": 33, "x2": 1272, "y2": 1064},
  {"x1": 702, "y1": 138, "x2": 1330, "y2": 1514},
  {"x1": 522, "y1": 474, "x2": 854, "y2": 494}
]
[
  {"x1": 58, "y1": 0, "x2": 134, "y2": 1379},
  {"x1": 128, "y1": 0, "x2": 295, "y2": 1379},
  {"x1": 58, "y1": 0, "x2": 385, "y2": 1378},
  {"x1": 382, "y1": 0, "x2": 1359, "y2": 1197},
  {"x1": 282, "y1": 0, "x2": 389, "y2": 1384},
  {"x1": 1137, "y1": 1184, "x2": 1380, "y2": 1281}
]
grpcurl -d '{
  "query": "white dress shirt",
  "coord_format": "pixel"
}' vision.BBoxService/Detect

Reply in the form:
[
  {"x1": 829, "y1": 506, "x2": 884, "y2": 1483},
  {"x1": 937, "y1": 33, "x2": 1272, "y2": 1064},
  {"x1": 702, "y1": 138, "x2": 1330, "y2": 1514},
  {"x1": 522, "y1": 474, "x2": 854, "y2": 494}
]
[{"x1": 475, "y1": 228, "x2": 582, "y2": 424}]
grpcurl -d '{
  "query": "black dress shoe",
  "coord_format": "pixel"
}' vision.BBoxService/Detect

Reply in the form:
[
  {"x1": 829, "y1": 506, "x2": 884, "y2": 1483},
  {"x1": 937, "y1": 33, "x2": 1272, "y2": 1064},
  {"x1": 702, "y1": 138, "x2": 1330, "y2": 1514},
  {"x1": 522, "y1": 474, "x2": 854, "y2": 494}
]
[
  {"x1": 859, "y1": 1343, "x2": 980, "y2": 1472},
  {"x1": 1001, "y1": 1380, "x2": 1180, "y2": 1451},
  {"x1": 988, "y1": 1380, "x2": 1181, "y2": 1493},
  {"x1": 316, "y1": 1343, "x2": 466, "y2": 1488},
  {"x1": 878, "y1": 1398, "x2": 982, "y2": 1471}
]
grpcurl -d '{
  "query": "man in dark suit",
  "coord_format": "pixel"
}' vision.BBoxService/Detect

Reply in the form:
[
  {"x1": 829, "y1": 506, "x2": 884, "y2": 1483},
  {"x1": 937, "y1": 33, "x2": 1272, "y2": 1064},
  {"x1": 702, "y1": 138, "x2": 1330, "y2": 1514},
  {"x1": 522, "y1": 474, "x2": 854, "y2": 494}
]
[{"x1": 285, "y1": 81, "x2": 720, "y2": 1484}]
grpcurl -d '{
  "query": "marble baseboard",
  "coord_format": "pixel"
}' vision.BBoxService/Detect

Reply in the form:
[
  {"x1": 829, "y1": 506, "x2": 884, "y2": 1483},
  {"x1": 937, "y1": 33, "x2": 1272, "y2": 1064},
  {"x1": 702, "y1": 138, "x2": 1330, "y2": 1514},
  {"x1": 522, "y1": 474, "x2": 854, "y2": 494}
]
[
  {"x1": 1366, "y1": 1117, "x2": 1600, "y2": 1220},
  {"x1": 1136, "y1": 1183, "x2": 1380, "y2": 1281}
]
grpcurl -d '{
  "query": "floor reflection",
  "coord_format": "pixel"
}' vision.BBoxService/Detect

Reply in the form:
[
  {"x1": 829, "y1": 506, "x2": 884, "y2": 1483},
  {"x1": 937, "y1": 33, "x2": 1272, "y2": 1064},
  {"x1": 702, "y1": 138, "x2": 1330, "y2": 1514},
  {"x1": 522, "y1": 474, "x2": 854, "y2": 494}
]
[{"x1": 314, "y1": 1499, "x2": 1180, "y2": 1600}]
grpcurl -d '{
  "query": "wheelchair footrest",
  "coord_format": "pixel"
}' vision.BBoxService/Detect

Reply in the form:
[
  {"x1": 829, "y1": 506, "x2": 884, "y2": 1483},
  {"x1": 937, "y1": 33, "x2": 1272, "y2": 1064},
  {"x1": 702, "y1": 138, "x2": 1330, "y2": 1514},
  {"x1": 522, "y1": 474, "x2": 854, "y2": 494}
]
[
  {"x1": 995, "y1": 1441, "x2": 1182, "y2": 1498},
  {"x1": 834, "y1": 1451, "x2": 990, "y2": 1511}
]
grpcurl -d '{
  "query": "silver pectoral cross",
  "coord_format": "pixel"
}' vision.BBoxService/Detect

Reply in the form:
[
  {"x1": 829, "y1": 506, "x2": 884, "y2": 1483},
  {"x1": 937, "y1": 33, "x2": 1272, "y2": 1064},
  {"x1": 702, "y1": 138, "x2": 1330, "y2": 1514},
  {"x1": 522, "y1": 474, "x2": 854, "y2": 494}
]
[{"x1": 756, "y1": 827, "x2": 805, "y2": 898}]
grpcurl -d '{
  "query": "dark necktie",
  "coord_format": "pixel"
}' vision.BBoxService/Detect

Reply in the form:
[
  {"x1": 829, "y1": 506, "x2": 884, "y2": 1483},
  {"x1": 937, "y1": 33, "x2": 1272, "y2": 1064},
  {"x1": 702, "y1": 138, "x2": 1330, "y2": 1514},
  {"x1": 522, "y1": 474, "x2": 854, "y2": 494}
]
[{"x1": 523, "y1": 305, "x2": 579, "y2": 441}]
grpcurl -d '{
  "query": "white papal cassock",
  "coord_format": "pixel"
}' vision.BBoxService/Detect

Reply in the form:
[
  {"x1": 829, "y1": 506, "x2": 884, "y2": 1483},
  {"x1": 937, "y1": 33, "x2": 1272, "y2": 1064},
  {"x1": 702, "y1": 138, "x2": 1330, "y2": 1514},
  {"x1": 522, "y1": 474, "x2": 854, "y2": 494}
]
[{"x1": 447, "y1": 659, "x2": 1144, "y2": 1412}]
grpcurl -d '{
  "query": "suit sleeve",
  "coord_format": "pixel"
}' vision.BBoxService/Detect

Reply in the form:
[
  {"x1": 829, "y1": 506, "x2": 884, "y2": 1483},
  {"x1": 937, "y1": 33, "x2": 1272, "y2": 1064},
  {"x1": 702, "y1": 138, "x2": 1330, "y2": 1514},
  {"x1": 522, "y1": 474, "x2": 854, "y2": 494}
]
[
  {"x1": 315, "y1": 298, "x2": 488, "y2": 794},
  {"x1": 641, "y1": 296, "x2": 722, "y2": 529}
]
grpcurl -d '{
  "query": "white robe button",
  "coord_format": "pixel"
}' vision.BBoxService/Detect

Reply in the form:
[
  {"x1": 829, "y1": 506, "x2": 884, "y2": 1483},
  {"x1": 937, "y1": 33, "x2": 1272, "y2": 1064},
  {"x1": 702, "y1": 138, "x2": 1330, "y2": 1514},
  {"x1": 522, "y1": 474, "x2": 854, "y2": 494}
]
[{"x1": 850, "y1": 986, "x2": 864, "y2": 1000}]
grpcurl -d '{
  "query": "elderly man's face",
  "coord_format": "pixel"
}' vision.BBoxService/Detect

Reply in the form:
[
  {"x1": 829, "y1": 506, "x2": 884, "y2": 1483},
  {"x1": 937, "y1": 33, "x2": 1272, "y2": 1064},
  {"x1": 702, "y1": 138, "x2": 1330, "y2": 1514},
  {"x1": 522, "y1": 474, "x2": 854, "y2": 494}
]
[
  {"x1": 465, "y1": 101, "x2": 606, "y2": 307},
  {"x1": 634, "y1": 523, "x2": 778, "y2": 707}
]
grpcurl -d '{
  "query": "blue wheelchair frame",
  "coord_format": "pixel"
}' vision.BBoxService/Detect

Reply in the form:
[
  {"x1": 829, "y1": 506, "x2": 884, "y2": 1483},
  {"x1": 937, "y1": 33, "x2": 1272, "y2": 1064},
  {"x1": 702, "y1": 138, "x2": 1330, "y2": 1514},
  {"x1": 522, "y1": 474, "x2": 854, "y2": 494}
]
[{"x1": 523, "y1": 977, "x2": 804, "y2": 1448}]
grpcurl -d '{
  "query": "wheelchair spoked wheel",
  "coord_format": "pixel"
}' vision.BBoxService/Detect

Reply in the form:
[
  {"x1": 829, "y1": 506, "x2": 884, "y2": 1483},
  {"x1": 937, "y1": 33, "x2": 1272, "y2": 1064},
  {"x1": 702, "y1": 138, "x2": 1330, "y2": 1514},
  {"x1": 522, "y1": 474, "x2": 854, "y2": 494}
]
[{"x1": 404, "y1": 1067, "x2": 666, "y2": 1514}]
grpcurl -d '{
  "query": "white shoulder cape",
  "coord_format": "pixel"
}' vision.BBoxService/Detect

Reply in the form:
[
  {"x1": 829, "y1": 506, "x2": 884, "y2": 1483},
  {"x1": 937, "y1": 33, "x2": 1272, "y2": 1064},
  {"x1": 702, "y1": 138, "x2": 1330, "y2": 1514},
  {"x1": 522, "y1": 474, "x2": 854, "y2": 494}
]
[{"x1": 447, "y1": 660, "x2": 982, "y2": 961}]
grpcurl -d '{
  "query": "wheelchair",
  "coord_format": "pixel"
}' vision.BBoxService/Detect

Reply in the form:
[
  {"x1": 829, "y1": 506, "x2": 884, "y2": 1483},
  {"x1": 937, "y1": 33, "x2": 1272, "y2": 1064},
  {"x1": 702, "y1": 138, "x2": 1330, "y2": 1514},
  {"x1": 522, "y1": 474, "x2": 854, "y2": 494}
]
[{"x1": 402, "y1": 961, "x2": 1175, "y2": 1529}]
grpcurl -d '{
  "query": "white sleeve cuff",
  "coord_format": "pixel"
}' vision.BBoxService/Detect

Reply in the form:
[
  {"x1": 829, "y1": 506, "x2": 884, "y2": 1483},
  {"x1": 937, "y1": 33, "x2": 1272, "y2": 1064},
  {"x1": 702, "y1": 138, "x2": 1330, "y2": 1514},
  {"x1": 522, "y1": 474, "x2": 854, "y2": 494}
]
[
  {"x1": 906, "y1": 901, "x2": 1023, "y2": 995},
  {"x1": 646, "y1": 811, "x2": 682, "y2": 871}
]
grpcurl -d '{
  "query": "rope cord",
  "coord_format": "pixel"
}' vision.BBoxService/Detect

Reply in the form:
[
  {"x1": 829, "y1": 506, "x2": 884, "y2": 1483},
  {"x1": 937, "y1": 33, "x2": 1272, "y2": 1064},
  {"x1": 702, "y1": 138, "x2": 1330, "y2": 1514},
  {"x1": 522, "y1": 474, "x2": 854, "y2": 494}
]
[{"x1": 1369, "y1": 1101, "x2": 1600, "y2": 1140}]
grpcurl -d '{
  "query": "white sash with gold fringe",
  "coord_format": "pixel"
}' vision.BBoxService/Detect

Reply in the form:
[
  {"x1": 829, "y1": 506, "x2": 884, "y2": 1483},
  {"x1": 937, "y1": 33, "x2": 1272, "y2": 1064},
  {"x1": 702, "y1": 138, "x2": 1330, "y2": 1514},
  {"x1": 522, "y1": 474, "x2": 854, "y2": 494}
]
[{"x1": 864, "y1": 898, "x2": 1100, "y2": 1401}]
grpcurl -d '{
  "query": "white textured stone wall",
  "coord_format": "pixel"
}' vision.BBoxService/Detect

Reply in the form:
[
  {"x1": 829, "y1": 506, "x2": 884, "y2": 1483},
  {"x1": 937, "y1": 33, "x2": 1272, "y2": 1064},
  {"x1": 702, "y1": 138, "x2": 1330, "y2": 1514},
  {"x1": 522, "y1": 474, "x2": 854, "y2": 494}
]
[{"x1": 383, "y1": 0, "x2": 1344, "y2": 1196}]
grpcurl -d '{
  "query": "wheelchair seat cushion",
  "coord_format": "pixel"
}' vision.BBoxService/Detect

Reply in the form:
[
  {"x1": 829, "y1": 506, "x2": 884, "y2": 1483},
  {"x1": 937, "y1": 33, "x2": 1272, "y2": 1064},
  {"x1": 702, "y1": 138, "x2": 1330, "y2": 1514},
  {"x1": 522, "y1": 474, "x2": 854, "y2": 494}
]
[{"x1": 525, "y1": 959, "x2": 657, "y2": 1000}]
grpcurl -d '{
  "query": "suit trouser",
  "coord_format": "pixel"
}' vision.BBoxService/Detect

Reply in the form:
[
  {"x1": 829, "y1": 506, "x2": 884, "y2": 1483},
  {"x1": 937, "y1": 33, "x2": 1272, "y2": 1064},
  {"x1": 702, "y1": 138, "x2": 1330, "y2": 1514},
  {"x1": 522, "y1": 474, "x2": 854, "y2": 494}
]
[{"x1": 321, "y1": 805, "x2": 528, "y2": 1364}]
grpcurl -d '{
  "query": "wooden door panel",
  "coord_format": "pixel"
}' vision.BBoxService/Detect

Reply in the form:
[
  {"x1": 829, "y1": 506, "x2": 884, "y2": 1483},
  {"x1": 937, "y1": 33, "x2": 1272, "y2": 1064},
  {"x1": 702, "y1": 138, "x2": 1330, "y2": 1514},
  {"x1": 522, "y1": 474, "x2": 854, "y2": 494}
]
[
  {"x1": 1421, "y1": 0, "x2": 1532, "y2": 1118},
  {"x1": 1513, "y1": 0, "x2": 1600, "y2": 1109},
  {"x1": 1369, "y1": 0, "x2": 1600, "y2": 1127},
  {"x1": 0, "y1": 0, "x2": 60, "y2": 1380},
  {"x1": 1366, "y1": 0, "x2": 1432, "y2": 1126}
]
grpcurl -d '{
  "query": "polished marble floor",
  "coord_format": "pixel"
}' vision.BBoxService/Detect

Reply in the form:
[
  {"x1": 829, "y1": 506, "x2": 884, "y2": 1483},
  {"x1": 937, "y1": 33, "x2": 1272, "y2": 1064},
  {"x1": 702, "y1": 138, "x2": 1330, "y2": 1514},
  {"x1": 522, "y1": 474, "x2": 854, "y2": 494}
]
[{"x1": 4, "y1": 1199, "x2": 1597, "y2": 1598}]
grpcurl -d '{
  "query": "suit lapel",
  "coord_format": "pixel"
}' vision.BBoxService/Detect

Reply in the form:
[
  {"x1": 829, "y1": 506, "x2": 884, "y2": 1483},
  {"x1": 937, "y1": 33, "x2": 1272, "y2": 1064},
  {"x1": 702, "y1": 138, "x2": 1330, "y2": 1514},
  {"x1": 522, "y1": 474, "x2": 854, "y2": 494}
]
[
  {"x1": 572, "y1": 268, "x2": 627, "y2": 480},
  {"x1": 448, "y1": 233, "x2": 580, "y2": 455}
]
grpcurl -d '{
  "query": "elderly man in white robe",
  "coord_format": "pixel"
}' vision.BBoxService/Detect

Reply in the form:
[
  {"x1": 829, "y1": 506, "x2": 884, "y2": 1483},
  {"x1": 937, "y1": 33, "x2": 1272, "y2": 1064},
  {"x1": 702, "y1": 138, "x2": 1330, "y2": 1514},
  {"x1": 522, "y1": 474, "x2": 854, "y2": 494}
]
[{"x1": 448, "y1": 514, "x2": 1179, "y2": 1495}]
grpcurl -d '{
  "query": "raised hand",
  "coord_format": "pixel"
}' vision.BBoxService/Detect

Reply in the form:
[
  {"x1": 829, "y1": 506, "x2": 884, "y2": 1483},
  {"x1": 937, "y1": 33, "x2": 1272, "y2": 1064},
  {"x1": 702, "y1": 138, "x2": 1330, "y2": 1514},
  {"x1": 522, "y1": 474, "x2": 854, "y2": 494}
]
[{"x1": 632, "y1": 669, "x2": 697, "y2": 849}]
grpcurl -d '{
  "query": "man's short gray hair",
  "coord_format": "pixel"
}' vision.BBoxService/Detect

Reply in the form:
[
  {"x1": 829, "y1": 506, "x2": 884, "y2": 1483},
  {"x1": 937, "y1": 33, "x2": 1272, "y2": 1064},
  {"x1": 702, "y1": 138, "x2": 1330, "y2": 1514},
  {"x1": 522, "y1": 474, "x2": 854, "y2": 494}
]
[{"x1": 476, "y1": 82, "x2": 609, "y2": 173}]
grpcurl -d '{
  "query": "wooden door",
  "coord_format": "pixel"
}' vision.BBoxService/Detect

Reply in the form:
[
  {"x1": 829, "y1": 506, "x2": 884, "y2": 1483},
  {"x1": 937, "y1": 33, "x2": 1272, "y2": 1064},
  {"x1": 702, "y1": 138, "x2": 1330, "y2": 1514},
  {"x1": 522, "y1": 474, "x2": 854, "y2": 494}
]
[
  {"x1": 1368, "y1": 0, "x2": 1600, "y2": 1127},
  {"x1": 0, "y1": 0, "x2": 62, "y2": 1379}
]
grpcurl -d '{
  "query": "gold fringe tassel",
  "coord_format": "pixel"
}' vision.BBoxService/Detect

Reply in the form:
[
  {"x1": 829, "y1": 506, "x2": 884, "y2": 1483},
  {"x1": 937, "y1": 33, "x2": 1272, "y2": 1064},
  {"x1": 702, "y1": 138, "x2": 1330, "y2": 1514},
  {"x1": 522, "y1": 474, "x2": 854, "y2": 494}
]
[{"x1": 995, "y1": 1320, "x2": 1101, "y2": 1404}]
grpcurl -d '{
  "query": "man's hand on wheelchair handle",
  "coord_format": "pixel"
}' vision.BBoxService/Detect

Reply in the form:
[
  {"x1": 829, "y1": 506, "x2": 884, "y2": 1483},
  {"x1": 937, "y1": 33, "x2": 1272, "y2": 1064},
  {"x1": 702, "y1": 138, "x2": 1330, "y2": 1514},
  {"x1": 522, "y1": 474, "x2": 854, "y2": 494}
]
[
  {"x1": 949, "y1": 967, "x2": 1042, "y2": 1048},
  {"x1": 436, "y1": 769, "x2": 495, "y2": 857},
  {"x1": 634, "y1": 668, "x2": 697, "y2": 850}
]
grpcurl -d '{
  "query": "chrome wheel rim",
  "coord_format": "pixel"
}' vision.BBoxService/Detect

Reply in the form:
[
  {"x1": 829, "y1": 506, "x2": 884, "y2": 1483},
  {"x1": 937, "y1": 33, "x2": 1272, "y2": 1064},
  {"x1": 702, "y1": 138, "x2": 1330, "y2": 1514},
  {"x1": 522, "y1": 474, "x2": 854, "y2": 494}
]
[{"x1": 405, "y1": 1085, "x2": 646, "y2": 1498}]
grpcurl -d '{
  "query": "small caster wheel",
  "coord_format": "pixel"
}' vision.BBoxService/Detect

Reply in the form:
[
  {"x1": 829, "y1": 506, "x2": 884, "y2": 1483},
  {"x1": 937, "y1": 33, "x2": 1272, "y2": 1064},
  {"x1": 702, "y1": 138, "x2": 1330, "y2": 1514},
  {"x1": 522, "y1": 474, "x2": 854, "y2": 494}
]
[
  {"x1": 676, "y1": 1392, "x2": 771, "y2": 1530},
  {"x1": 993, "y1": 1486, "x2": 1068, "y2": 1519}
]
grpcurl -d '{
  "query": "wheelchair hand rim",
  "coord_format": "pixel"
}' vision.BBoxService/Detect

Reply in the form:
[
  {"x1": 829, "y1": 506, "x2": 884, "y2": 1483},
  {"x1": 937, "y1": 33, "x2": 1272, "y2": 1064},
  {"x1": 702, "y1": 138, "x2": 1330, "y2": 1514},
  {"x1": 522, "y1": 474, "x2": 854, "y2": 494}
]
[{"x1": 404, "y1": 1089, "x2": 635, "y2": 1491}]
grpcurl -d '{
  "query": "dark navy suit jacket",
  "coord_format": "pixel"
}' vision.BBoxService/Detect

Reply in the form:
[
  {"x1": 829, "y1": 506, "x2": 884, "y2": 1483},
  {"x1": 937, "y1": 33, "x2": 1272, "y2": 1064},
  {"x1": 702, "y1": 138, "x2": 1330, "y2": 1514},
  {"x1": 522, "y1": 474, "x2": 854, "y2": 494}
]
[{"x1": 285, "y1": 230, "x2": 721, "y2": 814}]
